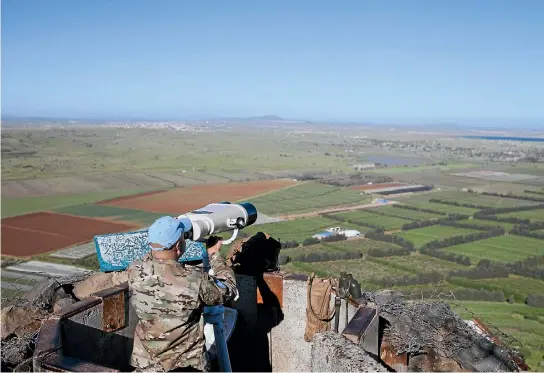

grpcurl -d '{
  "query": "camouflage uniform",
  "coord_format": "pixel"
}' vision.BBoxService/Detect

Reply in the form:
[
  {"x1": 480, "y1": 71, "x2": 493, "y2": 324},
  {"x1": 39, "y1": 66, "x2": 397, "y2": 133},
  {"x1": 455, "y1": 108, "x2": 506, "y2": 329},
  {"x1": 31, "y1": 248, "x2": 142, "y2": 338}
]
[{"x1": 127, "y1": 251, "x2": 237, "y2": 372}]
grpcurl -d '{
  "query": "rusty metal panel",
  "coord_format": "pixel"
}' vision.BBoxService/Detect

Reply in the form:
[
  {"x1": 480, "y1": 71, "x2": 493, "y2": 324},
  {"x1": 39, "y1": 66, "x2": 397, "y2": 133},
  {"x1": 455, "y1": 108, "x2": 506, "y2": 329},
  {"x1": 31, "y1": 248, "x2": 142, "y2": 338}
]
[
  {"x1": 380, "y1": 340, "x2": 408, "y2": 372},
  {"x1": 34, "y1": 318, "x2": 62, "y2": 357},
  {"x1": 341, "y1": 306, "x2": 376, "y2": 344},
  {"x1": 101, "y1": 291, "x2": 125, "y2": 332},
  {"x1": 257, "y1": 272, "x2": 283, "y2": 308}
]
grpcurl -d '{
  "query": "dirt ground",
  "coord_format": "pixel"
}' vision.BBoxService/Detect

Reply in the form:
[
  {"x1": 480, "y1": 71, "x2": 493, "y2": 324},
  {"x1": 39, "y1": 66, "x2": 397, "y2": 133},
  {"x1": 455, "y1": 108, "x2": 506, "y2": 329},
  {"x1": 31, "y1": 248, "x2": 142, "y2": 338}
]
[
  {"x1": 101, "y1": 179, "x2": 298, "y2": 214},
  {"x1": 1, "y1": 212, "x2": 136, "y2": 257}
]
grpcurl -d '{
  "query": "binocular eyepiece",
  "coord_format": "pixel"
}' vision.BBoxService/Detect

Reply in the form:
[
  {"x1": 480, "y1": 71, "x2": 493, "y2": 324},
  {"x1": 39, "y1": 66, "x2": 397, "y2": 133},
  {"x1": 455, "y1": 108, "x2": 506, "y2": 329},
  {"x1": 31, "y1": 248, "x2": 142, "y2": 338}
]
[{"x1": 179, "y1": 201, "x2": 258, "y2": 242}]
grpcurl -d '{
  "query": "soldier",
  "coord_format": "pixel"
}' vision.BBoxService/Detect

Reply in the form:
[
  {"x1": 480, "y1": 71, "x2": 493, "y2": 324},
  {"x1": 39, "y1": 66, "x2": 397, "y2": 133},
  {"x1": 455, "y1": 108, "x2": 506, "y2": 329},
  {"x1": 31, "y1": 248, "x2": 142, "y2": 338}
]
[{"x1": 127, "y1": 216, "x2": 237, "y2": 372}]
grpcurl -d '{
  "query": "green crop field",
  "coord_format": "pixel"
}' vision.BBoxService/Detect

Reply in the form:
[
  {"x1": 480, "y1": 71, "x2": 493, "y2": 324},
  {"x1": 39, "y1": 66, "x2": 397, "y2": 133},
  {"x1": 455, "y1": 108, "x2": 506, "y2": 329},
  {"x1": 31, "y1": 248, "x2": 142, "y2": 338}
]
[
  {"x1": 430, "y1": 191, "x2": 538, "y2": 208},
  {"x1": 241, "y1": 215, "x2": 362, "y2": 243},
  {"x1": 463, "y1": 218, "x2": 516, "y2": 231},
  {"x1": 407, "y1": 201, "x2": 480, "y2": 215},
  {"x1": 53, "y1": 204, "x2": 165, "y2": 226},
  {"x1": 375, "y1": 206, "x2": 444, "y2": 220},
  {"x1": 400, "y1": 191, "x2": 538, "y2": 209},
  {"x1": 498, "y1": 209, "x2": 544, "y2": 223},
  {"x1": 379, "y1": 253, "x2": 468, "y2": 275},
  {"x1": 442, "y1": 235, "x2": 544, "y2": 264},
  {"x1": 453, "y1": 275, "x2": 544, "y2": 303},
  {"x1": 279, "y1": 237, "x2": 401, "y2": 259},
  {"x1": 282, "y1": 257, "x2": 410, "y2": 290},
  {"x1": 448, "y1": 301, "x2": 544, "y2": 370},
  {"x1": 331, "y1": 210, "x2": 410, "y2": 230},
  {"x1": 1, "y1": 188, "x2": 155, "y2": 218},
  {"x1": 249, "y1": 182, "x2": 369, "y2": 215},
  {"x1": 394, "y1": 226, "x2": 479, "y2": 247}
]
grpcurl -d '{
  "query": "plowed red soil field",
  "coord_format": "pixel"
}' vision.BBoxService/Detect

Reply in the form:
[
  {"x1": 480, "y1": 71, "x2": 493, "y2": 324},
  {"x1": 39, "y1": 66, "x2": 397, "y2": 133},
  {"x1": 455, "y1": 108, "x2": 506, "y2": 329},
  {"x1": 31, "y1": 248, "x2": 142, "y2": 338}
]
[
  {"x1": 1, "y1": 212, "x2": 137, "y2": 257},
  {"x1": 101, "y1": 179, "x2": 298, "y2": 214},
  {"x1": 348, "y1": 182, "x2": 407, "y2": 191}
]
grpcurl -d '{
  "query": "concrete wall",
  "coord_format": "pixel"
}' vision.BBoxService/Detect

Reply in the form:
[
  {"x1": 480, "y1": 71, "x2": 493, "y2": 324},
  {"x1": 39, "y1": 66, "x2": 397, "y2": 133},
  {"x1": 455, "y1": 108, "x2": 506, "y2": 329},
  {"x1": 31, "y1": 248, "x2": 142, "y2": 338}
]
[
  {"x1": 36, "y1": 272, "x2": 364, "y2": 372},
  {"x1": 268, "y1": 276, "x2": 359, "y2": 372}
]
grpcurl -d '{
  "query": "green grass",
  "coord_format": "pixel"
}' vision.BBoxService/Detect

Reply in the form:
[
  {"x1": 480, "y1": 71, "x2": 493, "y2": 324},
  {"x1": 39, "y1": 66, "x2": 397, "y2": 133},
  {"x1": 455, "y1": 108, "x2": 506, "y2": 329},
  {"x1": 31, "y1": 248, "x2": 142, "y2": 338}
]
[
  {"x1": 249, "y1": 182, "x2": 369, "y2": 215},
  {"x1": 498, "y1": 209, "x2": 544, "y2": 223},
  {"x1": 280, "y1": 238, "x2": 401, "y2": 258},
  {"x1": 375, "y1": 206, "x2": 444, "y2": 220},
  {"x1": 368, "y1": 163, "x2": 477, "y2": 174},
  {"x1": 240, "y1": 215, "x2": 363, "y2": 243},
  {"x1": 1, "y1": 127, "x2": 354, "y2": 180},
  {"x1": 331, "y1": 210, "x2": 410, "y2": 230},
  {"x1": 383, "y1": 253, "x2": 468, "y2": 274},
  {"x1": 401, "y1": 191, "x2": 538, "y2": 209},
  {"x1": 442, "y1": 235, "x2": 544, "y2": 264},
  {"x1": 447, "y1": 300, "x2": 544, "y2": 371},
  {"x1": 282, "y1": 257, "x2": 410, "y2": 289},
  {"x1": 394, "y1": 226, "x2": 480, "y2": 247},
  {"x1": 459, "y1": 275, "x2": 544, "y2": 302},
  {"x1": 464, "y1": 218, "x2": 516, "y2": 230},
  {"x1": 1, "y1": 188, "x2": 155, "y2": 218},
  {"x1": 53, "y1": 204, "x2": 165, "y2": 226}
]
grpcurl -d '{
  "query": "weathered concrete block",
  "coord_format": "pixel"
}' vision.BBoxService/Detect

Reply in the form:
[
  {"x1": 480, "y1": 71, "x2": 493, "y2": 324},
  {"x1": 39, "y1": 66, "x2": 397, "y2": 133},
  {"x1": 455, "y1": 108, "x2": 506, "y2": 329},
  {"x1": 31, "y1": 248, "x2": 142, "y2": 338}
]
[
  {"x1": 1, "y1": 303, "x2": 48, "y2": 340},
  {"x1": 24, "y1": 278, "x2": 62, "y2": 310},
  {"x1": 72, "y1": 271, "x2": 128, "y2": 300},
  {"x1": 310, "y1": 332, "x2": 388, "y2": 372},
  {"x1": 53, "y1": 298, "x2": 76, "y2": 313}
]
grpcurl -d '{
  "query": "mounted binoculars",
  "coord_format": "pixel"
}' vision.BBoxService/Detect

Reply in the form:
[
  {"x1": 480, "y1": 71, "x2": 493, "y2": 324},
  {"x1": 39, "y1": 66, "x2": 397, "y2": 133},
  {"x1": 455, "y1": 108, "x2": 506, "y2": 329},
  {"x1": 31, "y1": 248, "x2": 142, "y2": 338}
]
[{"x1": 338, "y1": 271, "x2": 362, "y2": 299}]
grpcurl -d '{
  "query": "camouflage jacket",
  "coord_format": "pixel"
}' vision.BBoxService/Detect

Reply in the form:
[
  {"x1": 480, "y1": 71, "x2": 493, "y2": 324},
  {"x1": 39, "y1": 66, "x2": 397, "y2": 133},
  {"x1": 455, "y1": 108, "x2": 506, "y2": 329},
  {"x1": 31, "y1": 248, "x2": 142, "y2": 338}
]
[{"x1": 127, "y1": 251, "x2": 237, "y2": 372}]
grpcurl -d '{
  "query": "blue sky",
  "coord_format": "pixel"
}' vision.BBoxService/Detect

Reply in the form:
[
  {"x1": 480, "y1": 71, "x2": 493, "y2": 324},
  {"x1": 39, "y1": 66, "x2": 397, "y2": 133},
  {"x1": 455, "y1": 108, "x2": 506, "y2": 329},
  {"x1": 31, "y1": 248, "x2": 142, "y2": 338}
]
[{"x1": 1, "y1": 0, "x2": 543, "y2": 125}]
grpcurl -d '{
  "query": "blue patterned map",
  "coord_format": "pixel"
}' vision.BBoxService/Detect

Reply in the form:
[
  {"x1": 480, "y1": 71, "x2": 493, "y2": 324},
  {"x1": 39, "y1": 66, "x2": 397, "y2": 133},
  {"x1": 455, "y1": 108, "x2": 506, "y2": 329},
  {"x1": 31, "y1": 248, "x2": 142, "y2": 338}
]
[{"x1": 94, "y1": 229, "x2": 205, "y2": 272}]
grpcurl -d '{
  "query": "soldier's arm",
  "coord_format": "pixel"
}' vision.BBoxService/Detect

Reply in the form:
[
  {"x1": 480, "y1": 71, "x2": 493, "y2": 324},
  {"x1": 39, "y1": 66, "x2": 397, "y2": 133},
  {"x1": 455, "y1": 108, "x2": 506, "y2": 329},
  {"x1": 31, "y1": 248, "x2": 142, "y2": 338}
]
[{"x1": 199, "y1": 251, "x2": 238, "y2": 305}]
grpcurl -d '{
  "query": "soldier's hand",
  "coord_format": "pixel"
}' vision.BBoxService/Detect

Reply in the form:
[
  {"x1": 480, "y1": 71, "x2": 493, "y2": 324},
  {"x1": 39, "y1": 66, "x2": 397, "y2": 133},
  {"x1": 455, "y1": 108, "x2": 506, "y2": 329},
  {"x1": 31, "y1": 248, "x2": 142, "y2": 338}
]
[{"x1": 206, "y1": 235, "x2": 223, "y2": 255}]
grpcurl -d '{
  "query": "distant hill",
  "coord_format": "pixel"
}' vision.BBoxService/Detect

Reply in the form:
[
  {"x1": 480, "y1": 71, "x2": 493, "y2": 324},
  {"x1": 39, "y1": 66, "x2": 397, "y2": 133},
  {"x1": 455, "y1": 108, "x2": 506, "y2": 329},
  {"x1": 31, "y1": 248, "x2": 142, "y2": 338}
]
[{"x1": 245, "y1": 115, "x2": 284, "y2": 121}]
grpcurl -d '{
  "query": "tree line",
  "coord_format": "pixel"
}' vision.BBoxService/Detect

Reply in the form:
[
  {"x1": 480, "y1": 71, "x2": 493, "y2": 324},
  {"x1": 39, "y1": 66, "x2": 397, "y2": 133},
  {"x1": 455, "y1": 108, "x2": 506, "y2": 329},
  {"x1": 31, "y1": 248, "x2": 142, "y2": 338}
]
[
  {"x1": 481, "y1": 191, "x2": 544, "y2": 203},
  {"x1": 429, "y1": 198, "x2": 489, "y2": 210},
  {"x1": 420, "y1": 247, "x2": 471, "y2": 266},
  {"x1": 365, "y1": 228, "x2": 415, "y2": 250},
  {"x1": 400, "y1": 214, "x2": 469, "y2": 231},
  {"x1": 278, "y1": 249, "x2": 362, "y2": 265},
  {"x1": 510, "y1": 225, "x2": 544, "y2": 240},
  {"x1": 524, "y1": 189, "x2": 544, "y2": 196},
  {"x1": 420, "y1": 227, "x2": 505, "y2": 250},
  {"x1": 391, "y1": 203, "x2": 447, "y2": 216},
  {"x1": 322, "y1": 213, "x2": 385, "y2": 230}
]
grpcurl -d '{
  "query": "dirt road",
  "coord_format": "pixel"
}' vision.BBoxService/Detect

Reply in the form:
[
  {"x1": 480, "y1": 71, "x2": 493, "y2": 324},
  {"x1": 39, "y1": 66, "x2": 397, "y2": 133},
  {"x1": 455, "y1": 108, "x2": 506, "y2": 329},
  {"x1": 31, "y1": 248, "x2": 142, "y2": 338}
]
[{"x1": 278, "y1": 200, "x2": 399, "y2": 220}]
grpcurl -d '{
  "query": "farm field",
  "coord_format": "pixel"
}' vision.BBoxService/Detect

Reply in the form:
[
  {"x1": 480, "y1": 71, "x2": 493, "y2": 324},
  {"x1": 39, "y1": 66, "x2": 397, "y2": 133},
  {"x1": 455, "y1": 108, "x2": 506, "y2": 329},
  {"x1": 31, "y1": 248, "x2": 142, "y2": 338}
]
[
  {"x1": 1, "y1": 212, "x2": 136, "y2": 257},
  {"x1": 463, "y1": 218, "x2": 516, "y2": 230},
  {"x1": 377, "y1": 253, "x2": 468, "y2": 275},
  {"x1": 442, "y1": 235, "x2": 544, "y2": 263},
  {"x1": 282, "y1": 258, "x2": 410, "y2": 289},
  {"x1": 348, "y1": 182, "x2": 407, "y2": 191},
  {"x1": 399, "y1": 190, "x2": 537, "y2": 209},
  {"x1": 405, "y1": 202, "x2": 480, "y2": 216},
  {"x1": 450, "y1": 275, "x2": 544, "y2": 303},
  {"x1": 426, "y1": 191, "x2": 539, "y2": 208},
  {"x1": 330, "y1": 210, "x2": 410, "y2": 230},
  {"x1": 279, "y1": 238, "x2": 402, "y2": 260},
  {"x1": 54, "y1": 204, "x2": 165, "y2": 226},
  {"x1": 240, "y1": 216, "x2": 362, "y2": 243},
  {"x1": 1, "y1": 188, "x2": 157, "y2": 218},
  {"x1": 394, "y1": 225, "x2": 480, "y2": 247},
  {"x1": 100, "y1": 179, "x2": 297, "y2": 214},
  {"x1": 374, "y1": 205, "x2": 444, "y2": 220},
  {"x1": 247, "y1": 182, "x2": 369, "y2": 216},
  {"x1": 448, "y1": 301, "x2": 544, "y2": 370},
  {"x1": 498, "y1": 208, "x2": 544, "y2": 223}
]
